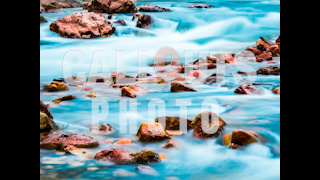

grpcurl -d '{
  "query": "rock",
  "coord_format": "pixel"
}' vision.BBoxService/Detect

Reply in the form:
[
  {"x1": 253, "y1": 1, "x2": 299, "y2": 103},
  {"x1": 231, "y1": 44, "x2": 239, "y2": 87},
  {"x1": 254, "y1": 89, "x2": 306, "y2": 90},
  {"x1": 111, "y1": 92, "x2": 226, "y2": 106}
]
[
  {"x1": 155, "y1": 116, "x2": 193, "y2": 130},
  {"x1": 166, "y1": 130, "x2": 183, "y2": 136},
  {"x1": 256, "y1": 52, "x2": 273, "y2": 61},
  {"x1": 95, "y1": 149, "x2": 160, "y2": 165},
  {"x1": 82, "y1": 87, "x2": 93, "y2": 91},
  {"x1": 163, "y1": 139, "x2": 175, "y2": 149},
  {"x1": 88, "y1": 0, "x2": 137, "y2": 14},
  {"x1": 83, "y1": 2, "x2": 91, "y2": 10},
  {"x1": 112, "y1": 72, "x2": 135, "y2": 84},
  {"x1": 267, "y1": 44, "x2": 280, "y2": 57},
  {"x1": 139, "y1": 4, "x2": 171, "y2": 12},
  {"x1": 52, "y1": 95, "x2": 76, "y2": 104},
  {"x1": 171, "y1": 82, "x2": 196, "y2": 92},
  {"x1": 246, "y1": 47, "x2": 263, "y2": 55},
  {"x1": 234, "y1": 83, "x2": 262, "y2": 95},
  {"x1": 207, "y1": 55, "x2": 218, "y2": 63},
  {"x1": 136, "y1": 72, "x2": 152, "y2": 79},
  {"x1": 43, "y1": 81, "x2": 69, "y2": 92},
  {"x1": 95, "y1": 148, "x2": 135, "y2": 165},
  {"x1": 40, "y1": 100, "x2": 53, "y2": 119},
  {"x1": 137, "y1": 15, "x2": 153, "y2": 28},
  {"x1": 87, "y1": 76, "x2": 108, "y2": 83},
  {"x1": 114, "y1": 139, "x2": 133, "y2": 145},
  {"x1": 191, "y1": 112, "x2": 227, "y2": 139},
  {"x1": 137, "y1": 122, "x2": 171, "y2": 142},
  {"x1": 187, "y1": 71, "x2": 202, "y2": 78},
  {"x1": 133, "y1": 151, "x2": 161, "y2": 165},
  {"x1": 188, "y1": 4, "x2": 213, "y2": 8},
  {"x1": 40, "y1": 0, "x2": 82, "y2": 12},
  {"x1": 272, "y1": 88, "x2": 280, "y2": 95},
  {"x1": 40, "y1": 130, "x2": 99, "y2": 151},
  {"x1": 193, "y1": 58, "x2": 216, "y2": 69},
  {"x1": 229, "y1": 130, "x2": 260, "y2": 149},
  {"x1": 40, "y1": 16, "x2": 47, "y2": 23},
  {"x1": 132, "y1": 13, "x2": 142, "y2": 20},
  {"x1": 86, "y1": 92, "x2": 97, "y2": 97},
  {"x1": 223, "y1": 54, "x2": 236, "y2": 63},
  {"x1": 121, "y1": 85, "x2": 144, "y2": 98},
  {"x1": 257, "y1": 66, "x2": 280, "y2": 75},
  {"x1": 40, "y1": 112, "x2": 55, "y2": 134},
  {"x1": 50, "y1": 12, "x2": 115, "y2": 39},
  {"x1": 91, "y1": 123, "x2": 115, "y2": 134},
  {"x1": 276, "y1": 35, "x2": 280, "y2": 45},
  {"x1": 135, "y1": 165, "x2": 159, "y2": 176},
  {"x1": 114, "y1": 19, "x2": 127, "y2": 26},
  {"x1": 256, "y1": 37, "x2": 273, "y2": 51},
  {"x1": 203, "y1": 73, "x2": 223, "y2": 85},
  {"x1": 137, "y1": 77, "x2": 165, "y2": 84}
]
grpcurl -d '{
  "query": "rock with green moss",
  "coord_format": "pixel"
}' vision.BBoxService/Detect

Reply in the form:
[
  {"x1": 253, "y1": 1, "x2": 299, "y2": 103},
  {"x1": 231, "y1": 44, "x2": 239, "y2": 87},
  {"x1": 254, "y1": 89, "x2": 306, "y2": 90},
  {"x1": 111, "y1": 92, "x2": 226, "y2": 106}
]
[
  {"x1": 88, "y1": 0, "x2": 137, "y2": 14},
  {"x1": 40, "y1": 16, "x2": 47, "y2": 23},
  {"x1": 229, "y1": 130, "x2": 262, "y2": 149},
  {"x1": 132, "y1": 151, "x2": 160, "y2": 165},
  {"x1": 40, "y1": 100, "x2": 58, "y2": 136},
  {"x1": 136, "y1": 15, "x2": 153, "y2": 28},
  {"x1": 191, "y1": 112, "x2": 226, "y2": 139},
  {"x1": 155, "y1": 116, "x2": 193, "y2": 130},
  {"x1": 137, "y1": 122, "x2": 171, "y2": 142},
  {"x1": 257, "y1": 66, "x2": 280, "y2": 75}
]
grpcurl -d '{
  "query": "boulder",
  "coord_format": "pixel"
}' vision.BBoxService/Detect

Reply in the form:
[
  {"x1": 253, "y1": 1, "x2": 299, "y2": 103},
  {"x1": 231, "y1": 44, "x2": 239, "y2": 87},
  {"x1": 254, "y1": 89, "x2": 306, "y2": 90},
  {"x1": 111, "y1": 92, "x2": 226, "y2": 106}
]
[
  {"x1": 137, "y1": 122, "x2": 171, "y2": 142},
  {"x1": 40, "y1": 0, "x2": 82, "y2": 12},
  {"x1": 234, "y1": 83, "x2": 262, "y2": 95},
  {"x1": 43, "y1": 81, "x2": 69, "y2": 92},
  {"x1": 256, "y1": 37, "x2": 273, "y2": 51},
  {"x1": 246, "y1": 47, "x2": 263, "y2": 55},
  {"x1": 88, "y1": 0, "x2": 137, "y2": 14},
  {"x1": 191, "y1": 112, "x2": 227, "y2": 139},
  {"x1": 155, "y1": 116, "x2": 193, "y2": 130},
  {"x1": 222, "y1": 134, "x2": 232, "y2": 146},
  {"x1": 50, "y1": 12, "x2": 115, "y2": 39},
  {"x1": 95, "y1": 149, "x2": 160, "y2": 165},
  {"x1": 121, "y1": 85, "x2": 144, "y2": 98},
  {"x1": 91, "y1": 123, "x2": 115, "y2": 134},
  {"x1": 267, "y1": 44, "x2": 280, "y2": 57},
  {"x1": 256, "y1": 52, "x2": 273, "y2": 61},
  {"x1": 40, "y1": 130, "x2": 99, "y2": 151},
  {"x1": 171, "y1": 82, "x2": 196, "y2": 92},
  {"x1": 257, "y1": 66, "x2": 280, "y2": 75},
  {"x1": 137, "y1": 15, "x2": 153, "y2": 28},
  {"x1": 229, "y1": 130, "x2": 260, "y2": 149},
  {"x1": 52, "y1": 95, "x2": 76, "y2": 104},
  {"x1": 40, "y1": 100, "x2": 53, "y2": 119},
  {"x1": 139, "y1": 4, "x2": 171, "y2": 12}
]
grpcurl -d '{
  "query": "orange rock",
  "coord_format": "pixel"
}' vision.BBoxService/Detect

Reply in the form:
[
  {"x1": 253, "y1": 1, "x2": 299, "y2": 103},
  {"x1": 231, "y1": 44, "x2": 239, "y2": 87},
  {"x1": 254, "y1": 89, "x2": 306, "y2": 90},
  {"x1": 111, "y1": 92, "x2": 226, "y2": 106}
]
[
  {"x1": 86, "y1": 92, "x2": 97, "y2": 97},
  {"x1": 223, "y1": 134, "x2": 232, "y2": 146},
  {"x1": 187, "y1": 71, "x2": 202, "y2": 78},
  {"x1": 82, "y1": 88, "x2": 93, "y2": 91},
  {"x1": 114, "y1": 139, "x2": 133, "y2": 145},
  {"x1": 159, "y1": 153, "x2": 167, "y2": 160}
]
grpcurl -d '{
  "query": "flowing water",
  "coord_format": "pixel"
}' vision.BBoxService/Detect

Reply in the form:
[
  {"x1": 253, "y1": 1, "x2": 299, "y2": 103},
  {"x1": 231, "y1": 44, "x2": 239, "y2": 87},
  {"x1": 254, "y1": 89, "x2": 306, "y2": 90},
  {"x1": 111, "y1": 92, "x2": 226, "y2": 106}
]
[{"x1": 40, "y1": 0, "x2": 280, "y2": 179}]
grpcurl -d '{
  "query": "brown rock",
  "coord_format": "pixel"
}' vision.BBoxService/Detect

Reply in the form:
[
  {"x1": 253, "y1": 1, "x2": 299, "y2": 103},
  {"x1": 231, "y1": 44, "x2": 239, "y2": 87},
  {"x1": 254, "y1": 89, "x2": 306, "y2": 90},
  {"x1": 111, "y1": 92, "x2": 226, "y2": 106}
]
[
  {"x1": 256, "y1": 37, "x2": 273, "y2": 51},
  {"x1": 139, "y1": 4, "x2": 171, "y2": 12},
  {"x1": 155, "y1": 116, "x2": 193, "y2": 130},
  {"x1": 137, "y1": 122, "x2": 171, "y2": 142},
  {"x1": 88, "y1": 0, "x2": 137, "y2": 14},
  {"x1": 137, "y1": 15, "x2": 153, "y2": 28},
  {"x1": 91, "y1": 123, "x2": 115, "y2": 134},
  {"x1": 43, "y1": 81, "x2": 69, "y2": 92},
  {"x1": 121, "y1": 85, "x2": 144, "y2": 98},
  {"x1": 50, "y1": 12, "x2": 115, "y2": 39},
  {"x1": 229, "y1": 130, "x2": 260, "y2": 149},
  {"x1": 52, "y1": 95, "x2": 76, "y2": 104},
  {"x1": 163, "y1": 139, "x2": 175, "y2": 149},
  {"x1": 234, "y1": 83, "x2": 262, "y2": 95},
  {"x1": 272, "y1": 88, "x2": 280, "y2": 95},
  {"x1": 188, "y1": 4, "x2": 213, "y2": 8},
  {"x1": 40, "y1": 130, "x2": 99, "y2": 151},
  {"x1": 171, "y1": 82, "x2": 196, "y2": 92},
  {"x1": 246, "y1": 47, "x2": 263, "y2": 55},
  {"x1": 136, "y1": 72, "x2": 152, "y2": 79},
  {"x1": 111, "y1": 72, "x2": 135, "y2": 84},
  {"x1": 191, "y1": 112, "x2": 227, "y2": 139},
  {"x1": 40, "y1": 0, "x2": 82, "y2": 12},
  {"x1": 257, "y1": 66, "x2": 280, "y2": 75},
  {"x1": 95, "y1": 148, "x2": 135, "y2": 165}
]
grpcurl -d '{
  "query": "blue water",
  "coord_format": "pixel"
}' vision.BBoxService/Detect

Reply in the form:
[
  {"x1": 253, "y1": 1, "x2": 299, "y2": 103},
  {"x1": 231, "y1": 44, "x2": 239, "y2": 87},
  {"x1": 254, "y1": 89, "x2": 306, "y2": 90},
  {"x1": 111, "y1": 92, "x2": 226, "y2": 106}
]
[{"x1": 40, "y1": 0, "x2": 280, "y2": 179}]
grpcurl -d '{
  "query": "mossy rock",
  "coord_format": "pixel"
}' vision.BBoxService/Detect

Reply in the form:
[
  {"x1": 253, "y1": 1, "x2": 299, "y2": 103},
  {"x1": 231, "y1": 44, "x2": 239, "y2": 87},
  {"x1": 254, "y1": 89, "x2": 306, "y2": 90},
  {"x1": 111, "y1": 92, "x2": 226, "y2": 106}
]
[
  {"x1": 132, "y1": 151, "x2": 160, "y2": 165},
  {"x1": 40, "y1": 16, "x2": 47, "y2": 23}
]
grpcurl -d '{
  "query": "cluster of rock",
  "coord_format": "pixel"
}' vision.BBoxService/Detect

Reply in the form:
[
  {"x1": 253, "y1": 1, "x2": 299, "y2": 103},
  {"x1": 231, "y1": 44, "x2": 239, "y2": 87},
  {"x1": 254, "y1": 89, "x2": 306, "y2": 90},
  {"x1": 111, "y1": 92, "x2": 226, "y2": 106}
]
[
  {"x1": 246, "y1": 36, "x2": 280, "y2": 62},
  {"x1": 40, "y1": 0, "x2": 82, "y2": 13}
]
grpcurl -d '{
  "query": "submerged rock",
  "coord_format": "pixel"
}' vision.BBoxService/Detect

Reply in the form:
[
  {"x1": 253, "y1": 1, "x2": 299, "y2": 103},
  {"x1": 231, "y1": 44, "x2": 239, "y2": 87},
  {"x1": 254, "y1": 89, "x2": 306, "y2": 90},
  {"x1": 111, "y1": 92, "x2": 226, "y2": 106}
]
[
  {"x1": 88, "y1": 0, "x2": 137, "y2": 14},
  {"x1": 50, "y1": 12, "x2": 115, "y2": 39},
  {"x1": 114, "y1": 19, "x2": 127, "y2": 26},
  {"x1": 171, "y1": 82, "x2": 196, "y2": 92},
  {"x1": 90, "y1": 123, "x2": 115, "y2": 134},
  {"x1": 229, "y1": 130, "x2": 260, "y2": 149},
  {"x1": 155, "y1": 116, "x2": 193, "y2": 130},
  {"x1": 139, "y1": 4, "x2": 171, "y2": 12},
  {"x1": 43, "y1": 81, "x2": 69, "y2": 92},
  {"x1": 137, "y1": 122, "x2": 171, "y2": 142},
  {"x1": 257, "y1": 66, "x2": 280, "y2": 75},
  {"x1": 234, "y1": 83, "x2": 262, "y2": 95},
  {"x1": 188, "y1": 4, "x2": 213, "y2": 8},
  {"x1": 135, "y1": 164, "x2": 159, "y2": 175},
  {"x1": 137, "y1": 15, "x2": 153, "y2": 28},
  {"x1": 40, "y1": 130, "x2": 99, "y2": 151},
  {"x1": 121, "y1": 85, "x2": 144, "y2": 98},
  {"x1": 112, "y1": 72, "x2": 135, "y2": 84},
  {"x1": 52, "y1": 95, "x2": 76, "y2": 104},
  {"x1": 191, "y1": 112, "x2": 227, "y2": 139}
]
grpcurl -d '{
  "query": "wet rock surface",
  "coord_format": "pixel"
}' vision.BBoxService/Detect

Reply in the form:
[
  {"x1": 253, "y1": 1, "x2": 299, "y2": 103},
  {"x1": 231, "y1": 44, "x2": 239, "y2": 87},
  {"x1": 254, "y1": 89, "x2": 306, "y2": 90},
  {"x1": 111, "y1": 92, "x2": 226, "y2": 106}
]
[
  {"x1": 137, "y1": 122, "x2": 171, "y2": 142},
  {"x1": 155, "y1": 116, "x2": 193, "y2": 130},
  {"x1": 52, "y1": 95, "x2": 76, "y2": 104},
  {"x1": 137, "y1": 15, "x2": 153, "y2": 28},
  {"x1": 88, "y1": 0, "x2": 137, "y2": 14},
  {"x1": 171, "y1": 82, "x2": 196, "y2": 92},
  {"x1": 43, "y1": 81, "x2": 69, "y2": 92},
  {"x1": 234, "y1": 83, "x2": 262, "y2": 95},
  {"x1": 229, "y1": 130, "x2": 261, "y2": 149},
  {"x1": 40, "y1": 0, "x2": 82, "y2": 12},
  {"x1": 257, "y1": 66, "x2": 280, "y2": 75},
  {"x1": 139, "y1": 4, "x2": 171, "y2": 12},
  {"x1": 50, "y1": 12, "x2": 115, "y2": 39}
]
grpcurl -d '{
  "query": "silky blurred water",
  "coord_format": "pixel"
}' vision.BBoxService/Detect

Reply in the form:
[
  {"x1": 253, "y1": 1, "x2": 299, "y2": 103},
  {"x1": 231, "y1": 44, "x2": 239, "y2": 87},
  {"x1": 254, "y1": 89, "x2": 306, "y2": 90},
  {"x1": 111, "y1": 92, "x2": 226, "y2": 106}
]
[{"x1": 40, "y1": 0, "x2": 280, "y2": 179}]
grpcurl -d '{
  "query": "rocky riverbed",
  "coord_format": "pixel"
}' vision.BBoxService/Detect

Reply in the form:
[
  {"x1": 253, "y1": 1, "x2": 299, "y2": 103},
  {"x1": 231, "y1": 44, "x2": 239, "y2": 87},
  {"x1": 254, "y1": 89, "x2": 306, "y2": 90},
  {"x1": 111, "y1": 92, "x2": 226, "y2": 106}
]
[{"x1": 40, "y1": 0, "x2": 280, "y2": 179}]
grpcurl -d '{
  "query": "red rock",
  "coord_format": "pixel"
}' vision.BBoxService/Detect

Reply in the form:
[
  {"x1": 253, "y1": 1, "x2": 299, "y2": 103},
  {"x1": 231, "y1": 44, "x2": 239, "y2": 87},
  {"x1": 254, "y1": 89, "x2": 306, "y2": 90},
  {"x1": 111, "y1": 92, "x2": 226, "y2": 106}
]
[
  {"x1": 94, "y1": 148, "x2": 135, "y2": 165},
  {"x1": 40, "y1": 130, "x2": 99, "y2": 151},
  {"x1": 256, "y1": 52, "x2": 273, "y2": 61},
  {"x1": 267, "y1": 44, "x2": 280, "y2": 57},
  {"x1": 246, "y1": 47, "x2": 263, "y2": 55},
  {"x1": 114, "y1": 19, "x2": 127, "y2": 26},
  {"x1": 88, "y1": 0, "x2": 137, "y2": 14},
  {"x1": 234, "y1": 84, "x2": 262, "y2": 95},
  {"x1": 112, "y1": 72, "x2": 135, "y2": 84},
  {"x1": 171, "y1": 82, "x2": 196, "y2": 92},
  {"x1": 50, "y1": 12, "x2": 115, "y2": 39},
  {"x1": 137, "y1": 122, "x2": 171, "y2": 142},
  {"x1": 91, "y1": 123, "x2": 115, "y2": 134},
  {"x1": 191, "y1": 112, "x2": 227, "y2": 139},
  {"x1": 256, "y1": 37, "x2": 273, "y2": 51},
  {"x1": 40, "y1": 0, "x2": 81, "y2": 12}
]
